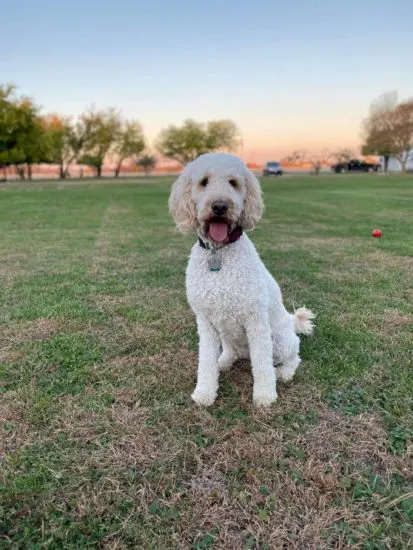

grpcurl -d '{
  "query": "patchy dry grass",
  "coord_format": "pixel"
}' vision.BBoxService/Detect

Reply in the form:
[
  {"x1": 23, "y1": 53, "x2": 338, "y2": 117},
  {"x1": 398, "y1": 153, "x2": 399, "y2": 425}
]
[{"x1": 1, "y1": 175, "x2": 413, "y2": 548}]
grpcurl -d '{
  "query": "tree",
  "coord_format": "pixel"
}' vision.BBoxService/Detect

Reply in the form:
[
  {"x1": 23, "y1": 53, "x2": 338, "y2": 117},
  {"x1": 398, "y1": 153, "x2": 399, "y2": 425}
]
[
  {"x1": 204, "y1": 120, "x2": 240, "y2": 151},
  {"x1": 77, "y1": 108, "x2": 120, "y2": 177},
  {"x1": 42, "y1": 115, "x2": 88, "y2": 179},
  {"x1": 137, "y1": 153, "x2": 157, "y2": 175},
  {"x1": 17, "y1": 103, "x2": 51, "y2": 180},
  {"x1": 0, "y1": 84, "x2": 17, "y2": 179},
  {"x1": 333, "y1": 148, "x2": 355, "y2": 163},
  {"x1": 0, "y1": 86, "x2": 52, "y2": 180},
  {"x1": 11, "y1": 100, "x2": 51, "y2": 180},
  {"x1": 390, "y1": 99, "x2": 413, "y2": 172},
  {"x1": 362, "y1": 93, "x2": 397, "y2": 173},
  {"x1": 287, "y1": 149, "x2": 331, "y2": 175},
  {"x1": 112, "y1": 119, "x2": 145, "y2": 177},
  {"x1": 156, "y1": 119, "x2": 240, "y2": 164},
  {"x1": 362, "y1": 92, "x2": 413, "y2": 173}
]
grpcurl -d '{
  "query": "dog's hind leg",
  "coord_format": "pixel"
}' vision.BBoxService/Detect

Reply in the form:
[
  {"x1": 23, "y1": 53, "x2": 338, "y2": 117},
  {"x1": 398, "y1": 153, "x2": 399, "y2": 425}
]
[
  {"x1": 273, "y1": 329, "x2": 301, "y2": 382},
  {"x1": 277, "y1": 354, "x2": 301, "y2": 382},
  {"x1": 218, "y1": 338, "x2": 237, "y2": 372},
  {"x1": 246, "y1": 316, "x2": 277, "y2": 406}
]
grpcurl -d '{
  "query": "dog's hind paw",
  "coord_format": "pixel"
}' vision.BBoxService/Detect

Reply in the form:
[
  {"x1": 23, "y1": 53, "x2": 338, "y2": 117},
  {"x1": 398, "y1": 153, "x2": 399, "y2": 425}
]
[
  {"x1": 277, "y1": 356, "x2": 301, "y2": 382},
  {"x1": 218, "y1": 352, "x2": 235, "y2": 372}
]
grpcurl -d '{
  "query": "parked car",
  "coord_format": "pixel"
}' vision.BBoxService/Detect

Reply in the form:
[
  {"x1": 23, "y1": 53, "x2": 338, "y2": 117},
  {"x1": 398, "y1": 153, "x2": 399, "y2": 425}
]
[
  {"x1": 332, "y1": 159, "x2": 381, "y2": 173},
  {"x1": 263, "y1": 161, "x2": 283, "y2": 176}
]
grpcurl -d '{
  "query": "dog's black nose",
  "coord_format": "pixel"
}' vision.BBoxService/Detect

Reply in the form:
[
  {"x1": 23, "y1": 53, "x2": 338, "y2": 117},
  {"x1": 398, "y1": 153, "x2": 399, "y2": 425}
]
[{"x1": 212, "y1": 200, "x2": 229, "y2": 216}]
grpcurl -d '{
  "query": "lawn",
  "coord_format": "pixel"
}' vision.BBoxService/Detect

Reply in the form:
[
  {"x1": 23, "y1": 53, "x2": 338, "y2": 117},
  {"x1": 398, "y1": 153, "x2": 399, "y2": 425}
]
[{"x1": 1, "y1": 174, "x2": 412, "y2": 549}]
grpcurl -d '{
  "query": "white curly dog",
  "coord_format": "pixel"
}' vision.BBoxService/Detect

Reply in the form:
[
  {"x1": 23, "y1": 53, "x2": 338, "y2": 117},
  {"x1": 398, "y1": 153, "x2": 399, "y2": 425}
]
[{"x1": 169, "y1": 153, "x2": 314, "y2": 407}]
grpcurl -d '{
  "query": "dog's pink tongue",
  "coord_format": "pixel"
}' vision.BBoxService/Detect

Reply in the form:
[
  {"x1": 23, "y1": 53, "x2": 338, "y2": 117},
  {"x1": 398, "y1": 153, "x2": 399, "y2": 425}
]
[{"x1": 209, "y1": 222, "x2": 228, "y2": 242}]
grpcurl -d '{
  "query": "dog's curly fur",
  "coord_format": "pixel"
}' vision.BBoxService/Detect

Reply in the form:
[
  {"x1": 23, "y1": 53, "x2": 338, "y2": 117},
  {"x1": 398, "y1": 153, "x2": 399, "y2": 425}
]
[{"x1": 169, "y1": 153, "x2": 314, "y2": 407}]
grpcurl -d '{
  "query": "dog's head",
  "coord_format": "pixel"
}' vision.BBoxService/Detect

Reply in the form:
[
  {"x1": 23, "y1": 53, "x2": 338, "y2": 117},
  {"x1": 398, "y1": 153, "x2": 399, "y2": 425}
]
[{"x1": 169, "y1": 153, "x2": 263, "y2": 245}]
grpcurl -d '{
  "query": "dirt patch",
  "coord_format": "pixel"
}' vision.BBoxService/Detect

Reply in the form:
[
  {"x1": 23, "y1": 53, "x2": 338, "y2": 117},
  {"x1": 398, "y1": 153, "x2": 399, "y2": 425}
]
[
  {"x1": 50, "y1": 393, "x2": 160, "y2": 469},
  {"x1": 335, "y1": 308, "x2": 413, "y2": 341},
  {"x1": 134, "y1": 377, "x2": 411, "y2": 549},
  {"x1": 0, "y1": 318, "x2": 60, "y2": 365},
  {"x1": 0, "y1": 253, "x2": 28, "y2": 288},
  {"x1": 107, "y1": 389, "x2": 160, "y2": 466},
  {"x1": 1, "y1": 317, "x2": 60, "y2": 347},
  {"x1": 143, "y1": 347, "x2": 197, "y2": 368},
  {"x1": 95, "y1": 288, "x2": 182, "y2": 310},
  {"x1": 3, "y1": 367, "x2": 411, "y2": 548},
  {"x1": 301, "y1": 410, "x2": 404, "y2": 475},
  {"x1": 88, "y1": 204, "x2": 136, "y2": 277},
  {"x1": 146, "y1": 413, "x2": 369, "y2": 548},
  {"x1": 0, "y1": 348, "x2": 24, "y2": 363},
  {"x1": 320, "y1": 250, "x2": 413, "y2": 283},
  {"x1": 95, "y1": 294, "x2": 140, "y2": 309},
  {"x1": 0, "y1": 253, "x2": 27, "y2": 262},
  {"x1": 89, "y1": 205, "x2": 117, "y2": 276},
  {"x1": 382, "y1": 308, "x2": 413, "y2": 327},
  {"x1": 108, "y1": 347, "x2": 197, "y2": 390},
  {"x1": 0, "y1": 390, "x2": 35, "y2": 456}
]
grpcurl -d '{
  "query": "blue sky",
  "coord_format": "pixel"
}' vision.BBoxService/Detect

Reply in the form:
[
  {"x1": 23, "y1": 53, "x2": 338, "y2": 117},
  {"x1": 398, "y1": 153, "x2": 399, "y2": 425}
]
[{"x1": 2, "y1": 0, "x2": 413, "y2": 161}]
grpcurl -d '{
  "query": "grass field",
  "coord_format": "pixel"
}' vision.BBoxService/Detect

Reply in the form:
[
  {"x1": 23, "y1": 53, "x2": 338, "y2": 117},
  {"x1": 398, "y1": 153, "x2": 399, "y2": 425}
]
[{"x1": 1, "y1": 174, "x2": 412, "y2": 549}]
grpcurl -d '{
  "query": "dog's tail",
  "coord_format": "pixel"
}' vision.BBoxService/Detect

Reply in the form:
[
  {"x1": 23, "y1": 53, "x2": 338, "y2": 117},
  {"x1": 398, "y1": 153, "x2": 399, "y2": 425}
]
[{"x1": 293, "y1": 307, "x2": 315, "y2": 336}]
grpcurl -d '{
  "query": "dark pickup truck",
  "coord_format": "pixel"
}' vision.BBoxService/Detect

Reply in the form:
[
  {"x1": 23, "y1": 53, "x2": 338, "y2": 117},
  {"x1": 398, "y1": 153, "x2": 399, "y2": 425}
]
[{"x1": 332, "y1": 159, "x2": 381, "y2": 173}]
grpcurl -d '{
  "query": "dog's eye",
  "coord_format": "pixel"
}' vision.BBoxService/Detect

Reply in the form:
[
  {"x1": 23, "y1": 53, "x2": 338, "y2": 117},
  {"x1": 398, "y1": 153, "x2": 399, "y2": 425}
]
[
  {"x1": 200, "y1": 177, "x2": 209, "y2": 187},
  {"x1": 229, "y1": 178, "x2": 237, "y2": 188}
]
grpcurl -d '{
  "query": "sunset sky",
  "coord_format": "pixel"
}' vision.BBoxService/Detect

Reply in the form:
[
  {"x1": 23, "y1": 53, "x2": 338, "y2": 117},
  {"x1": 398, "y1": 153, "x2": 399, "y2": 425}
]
[{"x1": 2, "y1": 0, "x2": 413, "y2": 162}]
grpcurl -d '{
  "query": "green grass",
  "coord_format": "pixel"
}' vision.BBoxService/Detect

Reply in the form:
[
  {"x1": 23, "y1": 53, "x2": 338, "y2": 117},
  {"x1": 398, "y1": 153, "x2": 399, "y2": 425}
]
[{"x1": 1, "y1": 174, "x2": 412, "y2": 549}]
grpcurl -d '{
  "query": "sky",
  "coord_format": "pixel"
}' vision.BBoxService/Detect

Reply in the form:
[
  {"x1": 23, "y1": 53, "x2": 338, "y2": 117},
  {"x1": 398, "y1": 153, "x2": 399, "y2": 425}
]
[{"x1": 2, "y1": 0, "x2": 413, "y2": 162}]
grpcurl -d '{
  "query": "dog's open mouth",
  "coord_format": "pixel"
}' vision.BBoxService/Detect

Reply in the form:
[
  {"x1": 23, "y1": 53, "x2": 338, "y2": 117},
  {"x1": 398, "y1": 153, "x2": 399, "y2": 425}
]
[{"x1": 206, "y1": 217, "x2": 231, "y2": 243}]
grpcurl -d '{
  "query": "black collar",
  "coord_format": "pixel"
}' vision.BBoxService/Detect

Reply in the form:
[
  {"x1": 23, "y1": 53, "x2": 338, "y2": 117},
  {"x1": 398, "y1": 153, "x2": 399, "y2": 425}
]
[{"x1": 198, "y1": 226, "x2": 243, "y2": 250}]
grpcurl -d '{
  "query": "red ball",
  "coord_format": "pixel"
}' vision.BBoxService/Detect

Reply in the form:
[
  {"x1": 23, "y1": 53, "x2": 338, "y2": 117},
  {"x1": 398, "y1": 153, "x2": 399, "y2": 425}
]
[{"x1": 371, "y1": 229, "x2": 382, "y2": 238}]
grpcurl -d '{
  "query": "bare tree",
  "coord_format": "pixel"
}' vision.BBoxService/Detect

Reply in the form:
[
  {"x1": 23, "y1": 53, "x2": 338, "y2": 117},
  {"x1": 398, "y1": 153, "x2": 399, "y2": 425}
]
[
  {"x1": 112, "y1": 119, "x2": 145, "y2": 178},
  {"x1": 333, "y1": 148, "x2": 355, "y2": 163},
  {"x1": 287, "y1": 149, "x2": 331, "y2": 175},
  {"x1": 362, "y1": 92, "x2": 413, "y2": 173},
  {"x1": 391, "y1": 99, "x2": 413, "y2": 172}
]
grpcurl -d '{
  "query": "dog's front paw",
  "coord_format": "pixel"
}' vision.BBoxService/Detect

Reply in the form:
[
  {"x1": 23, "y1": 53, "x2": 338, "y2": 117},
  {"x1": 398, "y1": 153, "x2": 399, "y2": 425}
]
[
  {"x1": 253, "y1": 389, "x2": 277, "y2": 407},
  {"x1": 191, "y1": 387, "x2": 217, "y2": 407}
]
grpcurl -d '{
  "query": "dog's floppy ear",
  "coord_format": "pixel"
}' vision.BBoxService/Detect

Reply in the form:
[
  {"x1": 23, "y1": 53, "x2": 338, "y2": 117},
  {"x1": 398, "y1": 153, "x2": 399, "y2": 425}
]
[
  {"x1": 169, "y1": 165, "x2": 197, "y2": 232},
  {"x1": 240, "y1": 169, "x2": 264, "y2": 230}
]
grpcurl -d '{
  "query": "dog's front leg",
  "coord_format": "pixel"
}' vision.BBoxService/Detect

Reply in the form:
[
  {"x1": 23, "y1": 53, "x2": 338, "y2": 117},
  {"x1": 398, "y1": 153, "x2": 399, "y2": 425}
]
[
  {"x1": 191, "y1": 315, "x2": 220, "y2": 406},
  {"x1": 246, "y1": 315, "x2": 277, "y2": 406}
]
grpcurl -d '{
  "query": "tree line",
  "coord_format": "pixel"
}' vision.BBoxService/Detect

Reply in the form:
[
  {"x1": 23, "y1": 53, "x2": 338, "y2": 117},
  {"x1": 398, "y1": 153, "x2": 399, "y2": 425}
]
[
  {"x1": 2, "y1": 84, "x2": 412, "y2": 180},
  {"x1": 0, "y1": 84, "x2": 240, "y2": 180}
]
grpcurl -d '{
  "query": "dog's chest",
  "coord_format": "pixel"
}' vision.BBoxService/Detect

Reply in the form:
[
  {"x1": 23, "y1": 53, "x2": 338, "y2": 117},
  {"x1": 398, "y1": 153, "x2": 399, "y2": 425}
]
[{"x1": 186, "y1": 242, "x2": 261, "y2": 317}]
